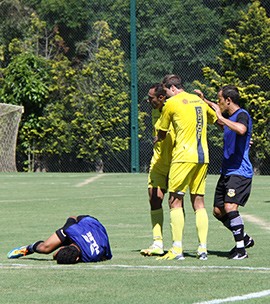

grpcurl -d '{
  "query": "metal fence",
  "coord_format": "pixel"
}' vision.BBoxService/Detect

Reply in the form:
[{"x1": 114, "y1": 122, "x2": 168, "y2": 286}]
[{"x1": 1, "y1": 0, "x2": 269, "y2": 174}]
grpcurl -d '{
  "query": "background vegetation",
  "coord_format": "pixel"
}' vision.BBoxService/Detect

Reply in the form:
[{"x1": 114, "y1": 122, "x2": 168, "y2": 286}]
[{"x1": 0, "y1": 0, "x2": 269, "y2": 173}]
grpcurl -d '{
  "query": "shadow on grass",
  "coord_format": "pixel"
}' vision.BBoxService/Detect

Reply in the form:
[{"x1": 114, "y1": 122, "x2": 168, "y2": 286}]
[
  {"x1": 133, "y1": 249, "x2": 229, "y2": 258},
  {"x1": 22, "y1": 257, "x2": 53, "y2": 262},
  {"x1": 207, "y1": 250, "x2": 229, "y2": 257}
]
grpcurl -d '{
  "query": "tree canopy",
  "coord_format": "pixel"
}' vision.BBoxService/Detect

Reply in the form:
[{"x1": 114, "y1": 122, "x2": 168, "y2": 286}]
[
  {"x1": 194, "y1": 1, "x2": 270, "y2": 173},
  {"x1": 0, "y1": 0, "x2": 269, "y2": 173}
]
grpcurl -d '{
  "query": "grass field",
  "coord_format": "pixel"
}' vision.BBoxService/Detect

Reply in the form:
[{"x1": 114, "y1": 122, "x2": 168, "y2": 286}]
[{"x1": 0, "y1": 173, "x2": 269, "y2": 303}]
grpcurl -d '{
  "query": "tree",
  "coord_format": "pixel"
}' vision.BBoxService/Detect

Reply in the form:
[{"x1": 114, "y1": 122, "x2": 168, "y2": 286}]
[
  {"x1": 22, "y1": 0, "x2": 94, "y2": 58},
  {"x1": 194, "y1": 1, "x2": 270, "y2": 174},
  {"x1": 38, "y1": 21, "x2": 131, "y2": 172},
  {"x1": 0, "y1": 12, "x2": 69, "y2": 171}
]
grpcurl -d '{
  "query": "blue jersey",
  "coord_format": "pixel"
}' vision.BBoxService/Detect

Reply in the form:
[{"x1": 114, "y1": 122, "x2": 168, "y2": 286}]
[
  {"x1": 65, "y1": 216, "x2": 112, "y2": 262},
  {"x1": 222, "y1": 109, "x2": 253, "y2": 178}
]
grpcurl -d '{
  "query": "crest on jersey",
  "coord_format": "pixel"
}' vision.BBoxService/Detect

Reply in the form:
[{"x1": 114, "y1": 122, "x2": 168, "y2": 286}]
[{"x1": 227, "y1": 188, "x2": 236, "y2": 197}]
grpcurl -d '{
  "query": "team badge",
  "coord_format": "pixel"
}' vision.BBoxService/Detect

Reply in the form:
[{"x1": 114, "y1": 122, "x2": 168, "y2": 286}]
[{"x1": 227, "y1": 189, "x2": 236, "y2": 197}]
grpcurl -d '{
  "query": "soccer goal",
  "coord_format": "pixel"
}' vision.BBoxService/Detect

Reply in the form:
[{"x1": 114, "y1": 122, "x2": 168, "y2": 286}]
[{"x1": 0, "y1": 103, "x2": 24, "y2": 172}]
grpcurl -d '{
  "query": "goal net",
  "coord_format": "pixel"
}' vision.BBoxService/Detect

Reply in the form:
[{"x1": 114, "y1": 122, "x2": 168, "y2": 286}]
[{"x1": 0, "y1": 103, "x2": 24, "y2": 172}]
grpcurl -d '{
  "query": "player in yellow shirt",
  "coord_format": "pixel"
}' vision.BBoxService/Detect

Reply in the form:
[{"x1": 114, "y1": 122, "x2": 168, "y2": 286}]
[
  {"x1": 156, "y1": 75, "x2": 217, "y2": 260},
  {"x1": 140, "y1": 83, "x2": 175, "y2": 256}
]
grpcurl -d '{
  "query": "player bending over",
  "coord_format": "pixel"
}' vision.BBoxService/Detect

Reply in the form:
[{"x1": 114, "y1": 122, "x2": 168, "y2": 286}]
[{"x1": 7, "y1": 215, "x2": 112, "y2": 264}]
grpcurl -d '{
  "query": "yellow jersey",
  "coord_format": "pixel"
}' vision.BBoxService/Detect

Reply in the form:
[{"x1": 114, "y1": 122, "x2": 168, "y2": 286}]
[
  {"x1": 159, "y1": 91, "x2": 216, "y2": 164},
  {"x1": 150, "y1": 108, "x2": 175, "y2": 175}
]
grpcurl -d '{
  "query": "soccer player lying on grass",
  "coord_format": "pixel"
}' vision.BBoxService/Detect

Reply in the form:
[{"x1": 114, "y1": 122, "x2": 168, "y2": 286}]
[{"x1": 7, "y1": 215, "x2": 112, "y2": 264}]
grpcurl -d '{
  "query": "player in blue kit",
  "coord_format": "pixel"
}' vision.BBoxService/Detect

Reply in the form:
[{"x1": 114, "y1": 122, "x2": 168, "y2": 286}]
[
  {"x1": 7, "y1": 215, "x2": 112, "y2": 264},
  {"x1": 196, "y1": 85, "x2": 254, "y2": 260}
]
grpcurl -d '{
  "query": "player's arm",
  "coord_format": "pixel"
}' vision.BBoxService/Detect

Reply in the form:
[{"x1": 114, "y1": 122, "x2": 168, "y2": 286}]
[
  {"x1": 194, "y1": 89, "x2": 225, "y2": 129},
  {"x1": 153, "y1": 129, "x2": 167, "y2": 144},
  {"x1": 153, "y1": 101, "x2": 171, "y2": 144},
  {"x1": 216, "y1": 111, "x2": 248, "y2": 135},
  {"x1": 194, "y1": 89, "x2": 217, "y2": 109}
]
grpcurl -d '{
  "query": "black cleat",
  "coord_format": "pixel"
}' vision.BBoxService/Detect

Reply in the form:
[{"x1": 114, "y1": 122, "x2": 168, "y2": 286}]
[
  {"x1": 228, "y1": 250, "x2": 248, "y2": 260},
  {"x1": 229, "y1": 237, "x2": 254, "y2": 256}
]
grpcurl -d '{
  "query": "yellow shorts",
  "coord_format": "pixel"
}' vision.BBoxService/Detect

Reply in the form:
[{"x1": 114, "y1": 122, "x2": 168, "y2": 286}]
[
  {"x1": 148, "y1": 168, "x2": 169, "y2": 191},
  {"x1": 168, "y1": 162, "x2": 208, "y2": 195}
]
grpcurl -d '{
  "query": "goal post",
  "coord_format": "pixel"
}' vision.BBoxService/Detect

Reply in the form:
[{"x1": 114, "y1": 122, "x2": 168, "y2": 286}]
[{"x1": 0, "y1": 103, "x2": 24, "y2": 172}]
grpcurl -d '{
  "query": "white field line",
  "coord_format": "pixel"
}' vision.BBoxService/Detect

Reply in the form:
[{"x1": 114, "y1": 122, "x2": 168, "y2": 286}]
[
  {"x1": 194, "y1": 289, "x2": 270, "y2": 304},
  {"x1": 192, "y1": 213, "x2": 270, "y2": 304},
  {"x1": 1, "y1": 264, "x2": 269, "y2": 303},
  {"x1": 75, "y1": 174, "x2": 106, "y2": 187},
  {"x1": 1, "y1": 264, "x2": 270, "y2": 272},
  {"x1": 242, "y1": 214, "x2": 270, "y2": 231}
]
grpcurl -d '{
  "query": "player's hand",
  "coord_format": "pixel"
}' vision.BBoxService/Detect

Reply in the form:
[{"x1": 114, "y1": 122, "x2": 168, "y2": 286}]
[
  {"x1": 153, "y1": 136, "x2": 159, "y2": 144},
  {"x1": 194, "y1": 89, "x2": 204, "y2": 99}
]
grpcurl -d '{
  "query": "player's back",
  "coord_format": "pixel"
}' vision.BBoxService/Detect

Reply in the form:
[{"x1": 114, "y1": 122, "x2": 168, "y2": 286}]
[{"x1": 161, "y1": 91, "x2": 212, "y2": 164}]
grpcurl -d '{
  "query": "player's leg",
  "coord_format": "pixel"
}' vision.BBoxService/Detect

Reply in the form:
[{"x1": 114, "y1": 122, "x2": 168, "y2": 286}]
[
  {"x1": 8, "y1": 231, "x2": 64, "y2": 259},
  {"x1": 190, "y1": 164, "x2": 209, "y2": 260},
  {"x1": 218, "y1": 175, "x2": 253, "y2": 259},
  {"x1": 192, "y1": 196, "x2": 208, "y2": 260},
  {"x1": 157, "y1": 162, "x2": 188, "y2": 261},
  {"x1": 7, "y1": 240, "x2": 43, "y2": 259},
  {"x1": 225, "y1": 204, "x2": 247, "y2": 259},
  {"x1": 141, "y1": 171, "x2": 166, "y2": 256}
]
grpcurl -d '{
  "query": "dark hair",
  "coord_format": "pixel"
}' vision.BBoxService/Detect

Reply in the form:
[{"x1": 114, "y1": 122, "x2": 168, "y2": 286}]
[
  {"x1": 220, "y1": 85, "x2": 240, "y2": 105},
  {"x1": 162, "y1": 74, "x2": 183, "y2": 89},
  {"x1": 150, "y1": 82, "x2": 166, "y2": 97},
  {"x1": 56, "y1": 245, "x2": 80, "y2": 264}
]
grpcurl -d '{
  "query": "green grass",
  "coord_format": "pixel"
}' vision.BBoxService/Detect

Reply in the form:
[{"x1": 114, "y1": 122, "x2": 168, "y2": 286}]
[{"x1": 0, "y1": 173, "x2": 269, "y2": 303}]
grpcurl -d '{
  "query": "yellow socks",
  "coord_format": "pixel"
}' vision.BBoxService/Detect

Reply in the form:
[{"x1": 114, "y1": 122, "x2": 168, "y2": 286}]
[
  {"x1": 170, "y1": 207, "x2": 185, "y2": 250},
  {"x1": 151, "y1": 208, "x2": 164, "y2": 242},
  {"x1": 195, "y1": 208, "x2": 208, "y2": 252}
]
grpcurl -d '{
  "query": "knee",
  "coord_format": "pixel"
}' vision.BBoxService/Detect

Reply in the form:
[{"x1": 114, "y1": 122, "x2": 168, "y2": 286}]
[
  {"x1": 213, "y1": 207, "x2": 223, "y2": 219},
  {"x1": 36, "y1": 242, "x2": 52, "y2": 254},
  {"x1": 149, "y1": 188, "x2": 164, "y2": 210},
  {"x1": 150, "y1": 196, "x2": 163, "y2": 210}
]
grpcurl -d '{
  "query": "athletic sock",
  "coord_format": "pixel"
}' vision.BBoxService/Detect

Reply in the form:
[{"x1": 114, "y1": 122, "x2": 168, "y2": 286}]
[
  {"x1": 151, "y1": 208, "x2": 163, "y2": 243},
  {"x1": 219, "y1": 214, "x2": 231, "y2": 230},
  {"x1": 170, "y1": 207, "x2": 185, "y2": 248},
  {"x1": 195, "y1": 208, "x2": 208, "y2": 252},
  {"x1": 27, "y1": 240, "x2": 44, "y2": 254},
  {"x1": 227, "y1": 211, "x2": 245, "y2": 251}
]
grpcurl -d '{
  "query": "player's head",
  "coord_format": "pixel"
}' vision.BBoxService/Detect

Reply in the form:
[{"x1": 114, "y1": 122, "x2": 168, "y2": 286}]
[
  {"x1": 217, "y1": 85, "x2": 240, "y2": 114},
  {"x1": 162, "y1": 74, "x2": 183, "y2": 97},
  {"x1": 147, "y1": 83, "x2": 166, "y2": 110},
  {"x1": 219, "y1": 85, "x2": 240, "y2": 105},
  {"x1": 54, "y1": 244, "x2": 81, "y2": 264}
]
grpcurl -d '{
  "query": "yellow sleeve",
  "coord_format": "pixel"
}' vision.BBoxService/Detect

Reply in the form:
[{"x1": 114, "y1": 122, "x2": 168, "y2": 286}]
[
  {"x1": 207, "y1": 105, "x2": 217, "y2": 124},
  {"x1": 158, "y1": 100, "x2": 172, "y2": 131}
]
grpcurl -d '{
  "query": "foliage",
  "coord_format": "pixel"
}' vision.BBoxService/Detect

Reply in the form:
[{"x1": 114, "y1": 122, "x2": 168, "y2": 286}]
[
  {"x1": 22, "y1": 0, "x2": 94, "y2": 58},
  {"x1": 0, "y1": 0, "x2": 269, "y2": 173},
  {"x1": 194, "y1": 1, "x2": 270, "y2": 173},
  {"x1": 37, "y1": 21, "x2": 130, "y2": 171},
  {"x1": 0, "y1": 7, "x2": 131, "y2": 171}
]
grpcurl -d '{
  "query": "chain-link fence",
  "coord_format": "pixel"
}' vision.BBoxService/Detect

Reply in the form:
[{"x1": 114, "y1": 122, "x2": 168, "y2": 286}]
[{"x1": 0, "y1": 0, "x2": 269, "y2": 174}]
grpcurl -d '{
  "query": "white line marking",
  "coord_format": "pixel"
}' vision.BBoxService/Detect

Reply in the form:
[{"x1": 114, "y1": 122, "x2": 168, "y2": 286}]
[
  {"x1": 242, "y1": 214, "x2": 270, "y2": 231},
  {"x1": 1, "y1": 264, "x2": 270, "y2": 272},
  {"x1": 75, "y1": 174, "x2": 106, "y2": 187},
  {"x1": 194, "y1": 289, "x2": 270, "y2": 304}
]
